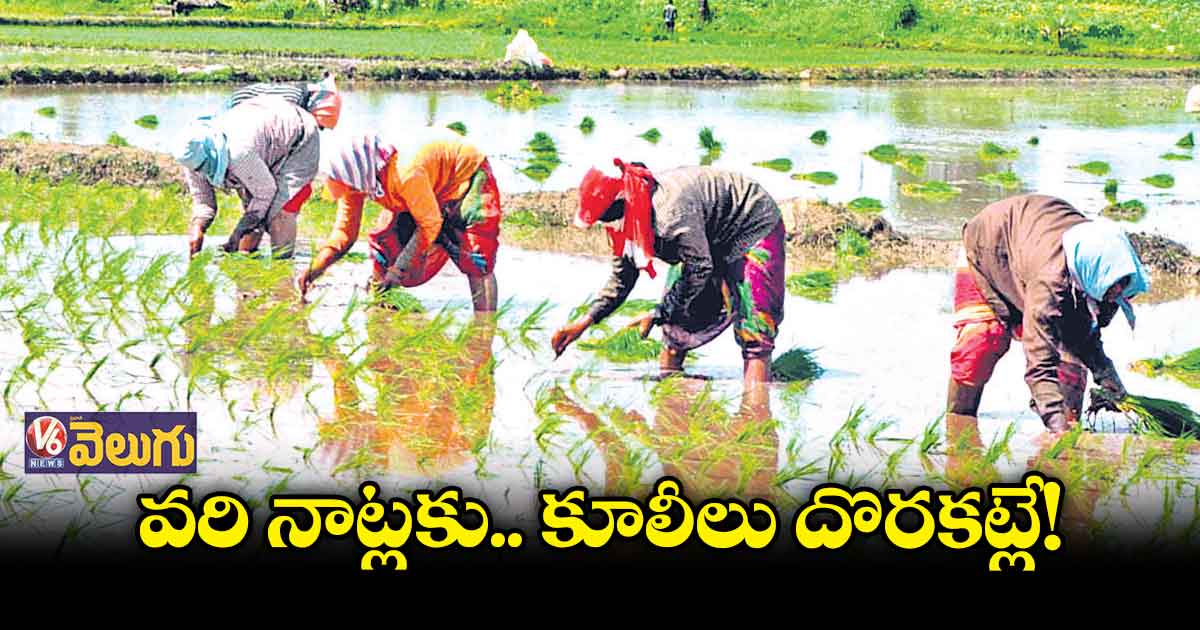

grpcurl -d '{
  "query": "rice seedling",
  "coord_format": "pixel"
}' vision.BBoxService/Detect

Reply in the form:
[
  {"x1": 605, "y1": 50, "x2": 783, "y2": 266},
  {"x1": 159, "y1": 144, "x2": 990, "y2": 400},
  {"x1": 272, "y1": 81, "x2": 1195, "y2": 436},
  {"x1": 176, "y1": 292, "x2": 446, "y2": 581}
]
[
  {"x1": 979, "y1": 170, "x2": 1022, "y2": 189},
  {"x1": 106, "y1": 132, "x2": 129, "y2": 147},
  {"x1": 638, "y1": 127, "x2": 661, "y2": 144},
  {"x1": 895, "y1": 153, "x2": 927, "y2": 176},
  {"x1": 836, "y1": 229, "x2": 871, "y2": 261},
  {"x1": 1101, "y1": 199, "x2": 1146, "y2": 222},
  {"x1": 520, "y1": 131, "x2": 562, "y2": 183},
  {"x1": 809, "y1": 130, "x2": 828, "y2": 145},
  {"x1": 830, "y1": 404, "x2": 869, "y2": 447},
  {"x1": 1091, "y1": 387, "x2": 1200, "y2": 439},
  {"x1": 979, "y1": 142, "x2": 1018, "y2": 161},
  {"x1": 484, "y1": 80, "x2": 560, "y2": 111},
  {"x1": 919, "y1": 416, "x2": 943, "y2": 454},
  {"x1": 1028, "y1": 136, "x2": 1040, "y2": 146},
  {"x1": 865, "y1": 418, "x2": 896, "y2": 448},
  {"x1": 1177, "y1": 132, "x2": 1194, "y2": 148},
  {"x1": 579, "y1": 116, "x2": 595, "y2": 134},
  {"x1": 8, "y1": 131, "x2": 33, "y2": 142},
  {"x1": 786, "y1": 269, "x2": 837, "y2": 302},
  {"x1": 792, "y1": 171, "x2": 837, "y2": 185},
  {"x1": 771, "y1": 347, "x2": 823, "y2": 383},
  {"x1": 847, "y1": 197, "x2": 883, "y2": 214},
  {"x1": 446, "y1": 121, "x2": 467, "y2": 136},
  {"x1": 984, "y1": 422, "x2": 1018, "y2": 465},
  {"x1": 1104, "y1": 179, "x2": 1119, "y2": 195},
  {"x1": 867, "y1": 144, "x2": 900, "y2": 163},
  {"x1": 1142, "y1": 174, "x2": 1175, "y2": 189},
  {"x1": 698, "y1": 127, "x2": 722, "y2": 153},
  {"x1": 134, "y1": 114, "x2": 159, "y2": 129},
  {"x1": 1161, "y1": 152, "x2": 1192, "y2": 161},
  {"x1": 577, "y1": 328, "x2": 662, "y2": 363},
  {"x1": 1131, "y1": 348, "x2": 1200, "y2": 388},
  {"x1": 36, "y1": 106, "x2": 55, "y2": 118},
  {"x1": 753, "y1": 158, "x2": 792, "y2": 172},
  {"x1": 881, "y1": 440, "x2": 913, "y2": 487},
  {"x1": 900, "y1": 180, "x2": 961, "y2": 200},
  {"x1": 1073, "y1": 161, "x2": 1111, "y2": 176}
]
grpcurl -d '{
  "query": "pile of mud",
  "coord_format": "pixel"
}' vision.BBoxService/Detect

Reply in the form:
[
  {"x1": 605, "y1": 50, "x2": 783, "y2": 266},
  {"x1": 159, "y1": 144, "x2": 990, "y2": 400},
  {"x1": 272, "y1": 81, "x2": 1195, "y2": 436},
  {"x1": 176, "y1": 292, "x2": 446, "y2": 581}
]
[{"x1": 0, "y1": 139, "x2": 184, "y2": 188}]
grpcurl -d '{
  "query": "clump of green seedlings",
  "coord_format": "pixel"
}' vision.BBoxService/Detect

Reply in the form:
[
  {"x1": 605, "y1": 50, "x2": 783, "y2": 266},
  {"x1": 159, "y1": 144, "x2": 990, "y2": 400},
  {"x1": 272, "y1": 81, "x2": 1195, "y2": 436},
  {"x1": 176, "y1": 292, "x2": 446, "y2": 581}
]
[
  {"x1": 1028, "y1": 136, "x2": 1040, "y2": 146},
  {"x1": 699, "y1": 127, "x2": 722, "y2": 165},
  {"x1": 786, "y1": 269, "x2": 836, "y2": 302},
  {"x1": 134, "y1": 115, "x2": 159, "y2": 129},
  {"x1": 484, "y1": 80, "x2": 560, "y2": 111},
  {"x1": 836, "y1": 228, "x2": 872, "y2": 260},
  {"x1": 577, "y1": 328, "x2": 663, "y2": 363},
  {"x1": 900, "y1": 180, "x2": 961, "y2": 200},
  {"x1": 979, "y1": 170, "x2": 1022, "y2": 189},
  {"x1": 375, "y1": 287, "x2": 425, "y2": 313},
  {"x1": 979, "y1": 142, "x2": 1018, "y2": 161},
  {"x1": 579, "y1": 116, "x2": 595, "y2": 134},
  {"x1": 847, "y1": 197, "x2": 883, "y2": 214},
  {"x1": 895, "y1": 153, "x2": 927, "y2": 176},
  {"x1": 1102, "y1": 199, "x2": 1147, "y2": 222},
  {"x1": 792, "y1": 171, "x2": 838, "y2": 186},
  {"x1": 106, "y1": 133, "x2": 129, "y2": 147},
  {"x1": 8, "y1": 131, "x2": 33, "y2": 142},
  {"x1": 867, "y1": 144, "x2": 900, "y2": 163},
  {"x1": 639, "y1": 127, "x2": 662, "y2": 144},
  {"x1": 1131, "y1": 348, "x2": 1200, "y2": 389},
  {"x1": 446, "y1": 121, "x2": 467, "y2": 136},
  {"x1": 1090, "y1": 388, "x2": 1200, "y2": 439},
  {"x1": 35, "y1": 106, "x2": 56, "y2": 118},
  {"x1": 1073, "y1": 161, "x2": 1111, "y2": 176},
  {"x1": 810, "y1": 130, "x2": 828, "y2": 145},
  {"x1": 1104, "y1": 179, "x2": 1119, "y2": 196},
  {"x1": 771, "y1": 347, "x2": 823, "y2": 383},
  {"x1": 1161, "y1": 152, "x2": 1192, "y2": 161},
  {"x1": 753, "y1": 158, "x2": 793, "y2": 172},
  {"x1": 520, "y1": 131, "x2": 562, "y2": 182},
  {"x1": 1177, "y1": 132, "x2": 1194, "y2": 148},
  {"x1": 1143, "y1": 174, "x2": 1175, "y2": 189}
]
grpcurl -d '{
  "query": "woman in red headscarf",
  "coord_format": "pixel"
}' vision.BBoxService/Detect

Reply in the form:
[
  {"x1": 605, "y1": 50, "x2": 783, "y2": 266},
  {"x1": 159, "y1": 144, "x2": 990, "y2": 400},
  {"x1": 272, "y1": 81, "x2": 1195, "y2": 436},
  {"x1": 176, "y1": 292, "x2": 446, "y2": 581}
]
[{"x1": 550, "y1": 160, "x2": 787, "y2": 384}]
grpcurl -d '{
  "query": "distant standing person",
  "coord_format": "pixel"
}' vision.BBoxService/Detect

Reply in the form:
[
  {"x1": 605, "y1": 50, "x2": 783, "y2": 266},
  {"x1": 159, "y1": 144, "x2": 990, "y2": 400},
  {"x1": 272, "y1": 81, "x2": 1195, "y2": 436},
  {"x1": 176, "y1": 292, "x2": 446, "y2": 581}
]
[{"x1": 663, "y1": 0, "x2": 677, "y2": 33}]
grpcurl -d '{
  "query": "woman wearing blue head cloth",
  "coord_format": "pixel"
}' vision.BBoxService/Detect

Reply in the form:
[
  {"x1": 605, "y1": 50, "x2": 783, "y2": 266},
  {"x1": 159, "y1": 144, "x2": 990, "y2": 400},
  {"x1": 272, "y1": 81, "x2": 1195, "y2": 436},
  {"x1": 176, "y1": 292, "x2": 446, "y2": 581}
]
[
  {"x1": 174, "y1": 95, "x2": 321, "y2": 259},
  {"x1": 947, "y1": 194, "x2": 1151, "y2": 436}
]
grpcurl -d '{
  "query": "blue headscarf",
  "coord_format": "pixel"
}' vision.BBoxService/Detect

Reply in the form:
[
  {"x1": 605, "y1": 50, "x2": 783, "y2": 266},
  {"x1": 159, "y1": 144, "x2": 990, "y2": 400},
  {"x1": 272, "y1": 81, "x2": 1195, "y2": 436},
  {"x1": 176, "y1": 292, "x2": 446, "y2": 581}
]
[
  {"x1": 1062, "y1": 220, "x2": 1151, "y2": 330},
  {"x1": 172, "y1": 117, "x2": 229, "y2": 187}
]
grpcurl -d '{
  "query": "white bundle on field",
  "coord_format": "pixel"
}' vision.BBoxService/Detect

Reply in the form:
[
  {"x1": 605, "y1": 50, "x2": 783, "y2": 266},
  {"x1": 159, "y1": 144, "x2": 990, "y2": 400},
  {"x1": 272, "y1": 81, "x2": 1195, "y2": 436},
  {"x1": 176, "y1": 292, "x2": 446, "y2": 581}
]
[
  {"x1": 1187, "y1": 85, "x2": 1200, "y2": 113},
  {"x1": 504, "y1": 29, "x2": 553, "y2": 70}
]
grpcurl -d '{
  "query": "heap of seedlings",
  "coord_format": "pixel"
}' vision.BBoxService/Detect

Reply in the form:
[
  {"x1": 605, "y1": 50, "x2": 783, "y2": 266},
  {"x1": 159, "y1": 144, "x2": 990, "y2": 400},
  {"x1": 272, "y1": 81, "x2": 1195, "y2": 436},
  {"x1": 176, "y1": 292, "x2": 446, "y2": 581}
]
[
  {"x1": 107, "y1": 133, "x2": 129, "y2": 147},
  {"x1": 1073, "y1": 161, "x2": 1111, "y2": 176},
  {"x1": 1102, "y1": 199, "x2": 1147, "y2": 222},
  {"x1": 579, "y1": 116, "x2": 595, "y2": 134},
  {"x1": 1143, "y1": 174, "x2": 1175, "y2": 189},
  {"x1": 1161, "y1": 153, "x2": 1192, "y2": 161},
  {"x1": 847, "y1": 197, "x2": 883, "y2": 215},
  {"x1": 866, "y1": 144, "x2": 926, "y2": 175},
  {"x1": 979, "y1": 170, "x2": 1022, "y2": 189},
  {"x1": 810, "y1": 130, "x2": 829, "y2": 145},
  {"x1": 979, "y1": 142, "x2": 1018, "y2": 161},
  {"x1": 484, "y1": 80, "x2": 560, "y2": 111},
  {"x1": 792, "y1": 171, "x2": 837, "y2": 186},
  {"x1": 639, "y1": 127, "x2": 662, "y2": 144},
  {"x1": 1177, "y1": 132, "x2": 1194, "y2": 148},
  {"x1": 520, "y1": 131, "x2": 562, "y2": 183},
  {"x1": 1090, "y1": 388, "x2": 1200, "y2": 439},
  {"x1": 35, "y1": 106, "x2": 55, "y2": 118},
  {"x1": 446, "y1": 121, "x2": 468, "y2": 136},
  {"x1": 900, "y1": 180, "x2": 961, "y2": 200},
  {"x1": 771, "y1": 347, "x2": 824, "y2": 383},
  {"x1": 753, "y1": 158, "x2": 793, "y2": 172},
  {"x1": 577, "y1": 328, "x2": 663, "y2": 363},
  {"x1": 134, "y1": 115, "x2": 159, "y2": 129},
  {"x1": 699, "y1": 127, "x2": 722, "y2": 165},
  {"x1": 786, "y1": 270, "x2": 836, "y2": 302}
]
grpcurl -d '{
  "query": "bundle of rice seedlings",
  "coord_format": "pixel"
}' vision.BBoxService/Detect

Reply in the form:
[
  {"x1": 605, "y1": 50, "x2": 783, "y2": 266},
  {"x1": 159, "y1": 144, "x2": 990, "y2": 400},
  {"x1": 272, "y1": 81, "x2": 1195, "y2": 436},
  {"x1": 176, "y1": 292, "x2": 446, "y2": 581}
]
[
  {"x1": 792, "y1": 171, "x2": 838, "y2": 185},
  {"x1": 8, "y1": 131, "x2": 33, "y2": 142},
  {"x1": 579, "y1": 116, "x2": 595, "y2": 134},
  {"x1": 900, "y1": 180, "x2": 961, "y2": 200},
  {"x1": 577, "y1": 328, "x2": 663, "y2": 363},
  {"x1": 1177, "y1": 132, "x2": 1194, "y2": 148},
  {"x1": 810, "y1": 130, "x2": 829, "y2": 145},
  {"x1": 1104, "y1": 179, "x2": 1119, "y2": 195},
  {"x1": 447, "y1": 121, "x2": 468, "y2": 136},
  {"x1": 1131, "y1": 348, "x2": 1200, "y2": 388},
  {"x1": 1090, "y1": 387, "x2": 1200, "y2": 439},
  {"x1": 847, "y1": 197, "x2": 883, "y2": 214},
  {"x1": 36, "y1": 106, "x2": 56, "y2": 118},
  {"x1": 1161, "y1": 152, "x2": 1192, "y2": 161},
  {"x1": 135, "y1": 115, "x2": 159, "y2": 129},
  {"x1": 895, "y1": 153, "x2": 927, "y2": 176},
  {"x1": 867, "y1": 144, "x2": 900, "y2": 163},
  {"x1": 771, "y1": 347, "x2": 824, "y2": 383},
  {"x1": 375, "y1": 288, "x2": 425, "y2": 314},
  {"x1": 107, "y1": 132, "x2": 130, "y2": 147},
  {"x1": 979, "y1": 170, "x2": 1021, "y2": 189},
  {"x1": 1073, "y1": 161, "x2": 1111, "y2": 176},
  {"x1": 698, "y1": 127, "x2": 722, "y2": 153},
  {"x1": 786, "y1": 270, "x2": 836, "y2": 302},
  {"x1": 484, "y1": 80, "x2": 560, "y2": 110},
  {"x1": 979, "y1": 142, "x2": 1018, "y2": 160},
  {"x1": 1143, "y1": 174, "x2": 1175, "y2": 189},
  {"x1": 1028, "y1": 136, "x2": 1040, "y2": 146},
  {"x1": 639, "y1": 127, "x2": 662, "y2": 144},
  {"x1": 521, "y1": 131, "x2": 562, "y2": 182},
  {"x1": 753, "y1": 158, "x2": 793, "y2": 172}
]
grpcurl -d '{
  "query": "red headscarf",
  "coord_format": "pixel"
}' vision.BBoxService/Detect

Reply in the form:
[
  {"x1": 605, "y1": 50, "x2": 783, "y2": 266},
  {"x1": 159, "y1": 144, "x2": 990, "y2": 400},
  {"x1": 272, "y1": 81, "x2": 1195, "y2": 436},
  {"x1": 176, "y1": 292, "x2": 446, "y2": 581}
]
[{"x1": 576, "y1": 158, "x2": 658, "y2": 278}]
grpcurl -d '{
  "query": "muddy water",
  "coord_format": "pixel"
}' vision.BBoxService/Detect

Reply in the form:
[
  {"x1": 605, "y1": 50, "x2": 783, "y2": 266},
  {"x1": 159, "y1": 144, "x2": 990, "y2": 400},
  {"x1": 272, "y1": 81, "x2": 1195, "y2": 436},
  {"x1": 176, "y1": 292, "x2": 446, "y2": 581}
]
[
  {"x1": 2, "y1": 224, "x2": 1199, "y2": 558},
  {"x1": 2, "y1": 79, "x2": 1198, "y2": 249}
]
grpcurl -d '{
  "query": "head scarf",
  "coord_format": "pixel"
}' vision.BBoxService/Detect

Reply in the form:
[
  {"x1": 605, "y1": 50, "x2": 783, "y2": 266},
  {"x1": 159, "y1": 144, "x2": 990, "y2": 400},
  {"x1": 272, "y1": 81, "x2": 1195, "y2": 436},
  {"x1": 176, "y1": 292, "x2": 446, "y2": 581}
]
[
  {"x1": 307, "y1": 75, "x2": 342, "y2": 130},
  {"x1": 172, "y1": 117, "x2": 229, "y2": 187},
  {"x1": 576, "y1": 158, "x2": 658, "y2": 278},
  {"x1": 325, "y1": 133, "x2": 397, "y2": 199},
  {"x1": 1062, "y1": 220, "x2": 1151, "y2": 330}
]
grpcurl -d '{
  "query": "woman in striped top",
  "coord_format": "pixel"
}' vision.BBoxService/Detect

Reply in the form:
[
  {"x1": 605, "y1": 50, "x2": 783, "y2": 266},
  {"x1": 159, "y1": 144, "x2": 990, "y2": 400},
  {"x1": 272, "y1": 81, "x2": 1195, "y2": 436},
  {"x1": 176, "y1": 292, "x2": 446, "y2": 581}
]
[
  {"x1": 295, "y1": 137, "x2": 504, "y2": 312},
  {"x1": 225, "y1": 74, "x2": 343, "y2": 130}
]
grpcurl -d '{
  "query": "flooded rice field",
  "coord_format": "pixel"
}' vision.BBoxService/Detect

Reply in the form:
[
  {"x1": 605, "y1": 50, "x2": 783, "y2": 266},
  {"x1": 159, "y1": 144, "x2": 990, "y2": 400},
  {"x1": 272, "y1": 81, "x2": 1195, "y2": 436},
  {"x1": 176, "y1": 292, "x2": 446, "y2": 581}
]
[{"x1": 1, "y1": 77, "x2": 1199, "y2": 562}]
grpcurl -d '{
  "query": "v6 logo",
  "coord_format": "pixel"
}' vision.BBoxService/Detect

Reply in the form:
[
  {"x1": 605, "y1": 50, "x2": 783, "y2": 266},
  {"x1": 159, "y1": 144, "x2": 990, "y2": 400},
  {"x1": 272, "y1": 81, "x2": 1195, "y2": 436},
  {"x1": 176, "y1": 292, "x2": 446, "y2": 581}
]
[{"x1": 26, "y1": 416, "x2": 67, "y2": 458}]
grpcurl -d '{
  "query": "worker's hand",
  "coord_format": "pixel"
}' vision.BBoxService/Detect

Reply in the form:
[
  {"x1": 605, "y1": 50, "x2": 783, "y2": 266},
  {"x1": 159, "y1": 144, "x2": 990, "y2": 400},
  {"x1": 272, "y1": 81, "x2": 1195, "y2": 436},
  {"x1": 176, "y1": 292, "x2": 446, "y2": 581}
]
[
  {"x1": 293, "y1": 270, "x2": 311, "y2": 303},
  {"x1": 187, "y1": 222, "x2": 205, "y2": 258},
  {"x1": 1095, "y1": 365, "x2": 1128, "y2": 400},
  {"x1": 381, "y1": 264, "x2": 406, "y2": 291},
  {"x1": 624, "y1": 313, "x2": 656, "y2": 339},
  {"x1": 551, "y1": 315, "x2": 593, "y2": 358}
]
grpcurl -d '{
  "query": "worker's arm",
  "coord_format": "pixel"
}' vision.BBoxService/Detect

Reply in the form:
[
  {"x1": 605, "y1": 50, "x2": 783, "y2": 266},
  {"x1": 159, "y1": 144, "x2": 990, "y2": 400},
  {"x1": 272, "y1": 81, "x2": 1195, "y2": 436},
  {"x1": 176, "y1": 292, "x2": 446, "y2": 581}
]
[
  {"x1": 586, "y1": 255, "x2": 641, "y2": 325},
  {"x1": 653, "y1": 209, "x2": 714, "y2": 326},
  {"x1": 184, "y1": 169, "x2": 218, "y2": 257},
  {"x1": 223, "y1": 151, "x2": 278, "y2": 252},
  {"x1": 308, "y1": 181, "x2": 367, "y2": 282}
]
